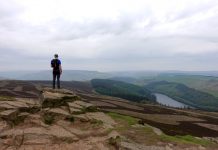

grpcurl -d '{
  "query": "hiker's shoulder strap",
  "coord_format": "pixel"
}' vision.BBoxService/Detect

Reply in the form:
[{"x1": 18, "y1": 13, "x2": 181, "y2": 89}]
[
  {"x1": 51, "y1": 59, "x2": 55, "y2": 64},
  {"x1": 58, "y1": 59, "x2": 61, "y2": 65}
]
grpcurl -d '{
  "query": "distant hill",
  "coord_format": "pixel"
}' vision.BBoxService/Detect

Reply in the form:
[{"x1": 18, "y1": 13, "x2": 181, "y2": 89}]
[
  {"x1": 108, "y1": 77, "x2": 138, "y2": 84},
  {"x1": 137, "y1": 74, "x2": 218, "y2": 98},
  {"x1": 145, "y1": 81, "x2": 218, "y2": 111},
  {"x1": 0, "y1": 70, "x2": 112, "y2": 81},
  {"x1": 91, "y1": 79, "x2": 156, "y2": 103}
]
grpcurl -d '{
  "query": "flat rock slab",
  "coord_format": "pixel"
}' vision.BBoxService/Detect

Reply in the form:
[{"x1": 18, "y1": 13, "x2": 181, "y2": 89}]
[
  {"x1": 42, "y1": 91, "x2": 70, "y2": 100},
  {"x1": 0, "y1": 128, "x2": 23, "y2": 138},
  {"x1": 45, "y1": 108, "x2": 71, "y2": 117},
  {"x1": 24, "y1": 135, "x2": 52, "y2": 145},
  {"x1": 0, "y1": 101, "x2": 29, "y2": 108},
  {"x1": 49, "y1": 125, "x2": 79, "y2": 141},
  {"x1": 67, "y1": 102, "x2": 83, "y2": 109},
  {"x1": 56, "y1": 120, "x2": 91, "y2": 137},
  {"x1": 43, "y1": 88, "x2": 75, "y2": 95},
  {"x1": 73, "y1": 101, "x2": 93, "y2": 108},
  {"x1": 41, "y1": 91, "x2": 80, "y2": 108},
  {"x1": 0, "y1": 103, "x2": 17, "y2": 110},
  {"x1": 0, "y1": 126, "x2": 78, "y2": 142},
  {"x1": 86, "y1": 112, "x2": 116, "y2": 129},
  {"x1": 69, "y1": 107, "x2": 82, "y2": 114},
  {"x1": 121, "y1": 141, "x2": 165, "y2": 150},
  {"x1": 15, "y1": 98, "x2": 39, "y2": 106},
  {"x1": 0, "y1": 109, "x2": 19, "y2": 119}
]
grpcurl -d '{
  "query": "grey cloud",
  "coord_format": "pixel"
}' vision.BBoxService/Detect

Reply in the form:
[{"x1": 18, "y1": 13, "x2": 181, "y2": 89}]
[
  {"x1": 0, "y1": 0, "x2": 218, "y2": 71},
  {"x1": 166, "y1": 1, "x2": 217, "y2": 22},
  {"x1": 0, "y1": 1, "x2": 21, "y2": 19},
  {"x1": 50, "y1": 13, "x2": 150, "y2": 41}
]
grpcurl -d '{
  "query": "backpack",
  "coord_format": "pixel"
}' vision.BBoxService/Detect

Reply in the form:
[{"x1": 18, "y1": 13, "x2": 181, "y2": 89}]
[{"x1": 52, "y1": 59, "x2": 60, "y2": 71}]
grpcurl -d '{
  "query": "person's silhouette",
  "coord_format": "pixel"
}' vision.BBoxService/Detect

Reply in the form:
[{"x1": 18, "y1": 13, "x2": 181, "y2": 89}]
[{"x1": 51, "y1": 54, "x2": 62, "y2": 89}]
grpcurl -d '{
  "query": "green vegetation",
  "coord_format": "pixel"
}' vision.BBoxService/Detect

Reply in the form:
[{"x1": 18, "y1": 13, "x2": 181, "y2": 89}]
[
  {"x1": 65, "y1": 115, "x2": 75, "y2": 122},
  {"x1": 160, "y1": 134, "x2": 214, "y2": 146},
  {"x1": 90, "y1": 119, "x2": 104, "y2": 128},
  {"x1": 84, "y1": 106, "x2": 99, "y2": 112},
  {"x1": 107, "y1": 112, "x2": 216, "y2": 147},
  {"x1": 73, "y1": 106, "x2": 99, "y2": 115},
  {"x1": 91, "y1": 79, "x2": 156, "y2": 103},
  {"x1": 140, "y1": 75, "x2": 218, "y2": 98},
  {"x1": 0, "y1": 96, "x2": 15, "y2": 101},
  {"x1": 108, "y1": 136, "x2": 121, "y2": 148},
  {"x1": 43, "y1": 114, "x2": 55, "y2": 125},
  {"x1": 107, "y1": 112, "x2": 139, "y2": 126},
  {"x1": 107, "y1": 112, "x2": 163, "y2": 145},
  {"x1": 145, "y1": 81, "x2": 218, "y2": 111}
]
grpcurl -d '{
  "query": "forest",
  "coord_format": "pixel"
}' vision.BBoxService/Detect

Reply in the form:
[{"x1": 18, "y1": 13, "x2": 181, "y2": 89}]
[{"x1": 91, "y1": 79, "x2": 156, "y2": 103}]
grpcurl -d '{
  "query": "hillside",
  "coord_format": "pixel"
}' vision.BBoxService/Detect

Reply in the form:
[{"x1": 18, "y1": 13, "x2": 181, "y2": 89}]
[
  {"x1": 0, "y1": 80, "x2": 218, "y2": 149},
  {"x1": 145, "y1": 81, "x2": 218, "y2": 111},
  {"x1": 130, "y1": 74, "x2": 218, "y2": 98},
  {"x1": 91, "y1": 79, "x2": 156, "y2": 103}
]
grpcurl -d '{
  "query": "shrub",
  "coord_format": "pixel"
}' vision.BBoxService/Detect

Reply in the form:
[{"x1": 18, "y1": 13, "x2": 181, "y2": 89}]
[{"x1": 43, "y1": 114, "x2": 54, "y2": 125}]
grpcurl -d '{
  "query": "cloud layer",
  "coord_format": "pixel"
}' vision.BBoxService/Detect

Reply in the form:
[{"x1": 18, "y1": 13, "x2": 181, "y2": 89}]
[{"x1": 0, "y1": 0, "x2": 218, "y2": 71}]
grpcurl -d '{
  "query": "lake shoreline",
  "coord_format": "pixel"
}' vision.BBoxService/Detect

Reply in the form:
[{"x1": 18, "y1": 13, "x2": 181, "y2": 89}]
[{"x1": 154, "y1": 93, "x2": 194, "y2": 109}]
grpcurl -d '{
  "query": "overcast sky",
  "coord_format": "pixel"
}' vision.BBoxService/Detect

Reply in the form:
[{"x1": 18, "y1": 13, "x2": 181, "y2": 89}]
[{"x1": 0, "y1": 0, "x2": 218, "y2": 71}]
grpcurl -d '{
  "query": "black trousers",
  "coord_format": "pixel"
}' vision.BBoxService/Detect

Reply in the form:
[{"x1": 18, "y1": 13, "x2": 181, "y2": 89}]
[{"x1": 53, "y1": 72, "x2": 60, "y2": 89}]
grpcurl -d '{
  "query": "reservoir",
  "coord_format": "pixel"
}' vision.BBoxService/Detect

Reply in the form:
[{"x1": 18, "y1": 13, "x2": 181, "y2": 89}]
[{"x1": 154, "y1": 93, "x2": 192, "y2": 108}]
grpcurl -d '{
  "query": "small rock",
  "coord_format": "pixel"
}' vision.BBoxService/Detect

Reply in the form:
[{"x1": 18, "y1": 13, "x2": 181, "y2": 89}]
[
  {"x1": 198, "y1": 145, "x2": 206, "y2": 150},
  {"x1": 165, "y1": 145, "x2": 173, "y2": 150},
  {"x1": 69, "y1": 107, "x2": 83, "y2": 114}
]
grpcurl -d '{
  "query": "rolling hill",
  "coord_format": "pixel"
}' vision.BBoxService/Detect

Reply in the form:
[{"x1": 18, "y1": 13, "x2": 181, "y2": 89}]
[{"x1": 135, "y1": 74, "x2": 218, "y2": 98}]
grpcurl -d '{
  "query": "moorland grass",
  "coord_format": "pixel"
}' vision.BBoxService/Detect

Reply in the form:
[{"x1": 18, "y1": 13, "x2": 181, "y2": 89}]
[
  {"x1": 160, "y1": 134, "x2": 214, "y2": 146},
  {"x1": 107, "y1": 112, "x2": 139, "y2": 126},
  {"x1": 107, "y1": 112, "x2": 216, "y2": 147},
  {"x1": 0, "y1": 96, "x2": 15, "y2": 101}
]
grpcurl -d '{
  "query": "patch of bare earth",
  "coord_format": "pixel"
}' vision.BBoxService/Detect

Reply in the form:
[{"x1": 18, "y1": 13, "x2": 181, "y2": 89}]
[{"x1": 196, "y1": 123, "x2": 218, "y2": 131}]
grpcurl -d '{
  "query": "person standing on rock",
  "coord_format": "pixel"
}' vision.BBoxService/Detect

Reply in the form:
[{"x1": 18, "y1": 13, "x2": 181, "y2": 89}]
[{"x1": 51, "y1": 54, "x2": 62, "y2": 89}]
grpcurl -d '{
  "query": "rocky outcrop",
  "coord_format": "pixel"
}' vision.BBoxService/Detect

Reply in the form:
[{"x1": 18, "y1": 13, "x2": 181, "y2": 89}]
[
  {"x1": 0, "y1": 87, "x2": 215, "y2": 150},
  {"x1": 0, "y1": 88, "x2": 117, "y2": 150},
  {"x1": 41, "y1": 89, "x2": 81, "y2": 108}
]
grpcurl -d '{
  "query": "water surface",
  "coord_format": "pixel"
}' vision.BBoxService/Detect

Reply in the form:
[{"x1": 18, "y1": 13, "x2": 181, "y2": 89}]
[{"x1": 154, "y1": 93, "x2": 192, "y2": 108}]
